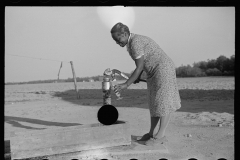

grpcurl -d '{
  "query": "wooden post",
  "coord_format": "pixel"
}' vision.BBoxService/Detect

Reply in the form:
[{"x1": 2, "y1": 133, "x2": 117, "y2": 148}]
[{"x1": 70, "y1": 61, "x2": 80, "y2": 99}]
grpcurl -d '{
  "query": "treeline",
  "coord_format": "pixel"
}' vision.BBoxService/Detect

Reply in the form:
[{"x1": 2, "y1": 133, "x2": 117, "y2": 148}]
[
  {"x1": 176, "y1": 55, "x2": 234, "y2": 77},
  {"x1": 5, "y1": 55, "x2": 234, "y2": 85},
  {"x1": 130, "y1": 55, "x2": 235, "y2": 79}
]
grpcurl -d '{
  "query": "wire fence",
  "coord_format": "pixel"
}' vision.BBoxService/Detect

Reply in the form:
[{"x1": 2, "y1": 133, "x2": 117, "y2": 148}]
[
  {"x1": 5, "y1": 54, "x2": 71, "y2": 63},
  {"x1": 5, "y1": 53, "x2": 73, "y2": 81}
]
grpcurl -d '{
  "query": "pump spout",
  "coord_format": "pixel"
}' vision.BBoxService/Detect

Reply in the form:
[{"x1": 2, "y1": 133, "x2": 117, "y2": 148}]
[
  {"x1": 111, "y1": 69, "x2": 129, "y2": 80},
  {"x1": 112, "y1": 69, "x2": 147, "y2": 82},
  {"x1": 104, "y1": 68, "x2": 129, "y2": 80},
  {"x1": 103, "y1": 68, "x2": 147, "y2": 82}
]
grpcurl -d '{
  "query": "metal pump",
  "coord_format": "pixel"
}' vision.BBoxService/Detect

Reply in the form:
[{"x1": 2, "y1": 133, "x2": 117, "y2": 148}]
[
  {"x1": 102, "y1": 68, "x2": 122, "y2": 105},
  {"x1": 102, "y1": 68, "x2": 147, "y2": 105}
]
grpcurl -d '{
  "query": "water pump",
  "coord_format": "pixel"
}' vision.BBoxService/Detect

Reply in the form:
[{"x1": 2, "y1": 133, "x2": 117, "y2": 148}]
[{"x1": 102, "y1": 68, "x2": 146, "y2": 105}]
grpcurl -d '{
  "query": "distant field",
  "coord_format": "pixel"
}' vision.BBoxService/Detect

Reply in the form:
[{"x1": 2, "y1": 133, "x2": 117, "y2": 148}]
[
  {"x1": 5, "y1": 76, "x2": 234, "y2": 92},
  {"x1": 5, "y1": 77, "x2": 234, "y2": 104}
]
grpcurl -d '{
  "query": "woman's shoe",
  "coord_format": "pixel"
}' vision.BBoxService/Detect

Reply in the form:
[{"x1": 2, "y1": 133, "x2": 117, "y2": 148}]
[
  {"x1": 144, "y1": 136, "x2": 168, "y2": 146},
  {"x1": 136, "y1": 133, "x2": 153, "y2": 141}
]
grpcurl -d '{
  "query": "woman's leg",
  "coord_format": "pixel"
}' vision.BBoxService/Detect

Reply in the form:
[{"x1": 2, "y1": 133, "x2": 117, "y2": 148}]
[
  {"x1": 137, "y1": 116, "x2": 160, "y2": 141},
  {"x1": 149, "y1": 116, "x2": 160, "y2": 137},
  {"x1": 154, "y1": 113, "x2": 171, "y2": 138}
]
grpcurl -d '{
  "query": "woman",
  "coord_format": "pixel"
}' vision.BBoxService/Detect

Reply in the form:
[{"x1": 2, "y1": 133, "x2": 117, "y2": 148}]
[{"x1": 111, "y1": 22, "x2": 181, "y2": 146}]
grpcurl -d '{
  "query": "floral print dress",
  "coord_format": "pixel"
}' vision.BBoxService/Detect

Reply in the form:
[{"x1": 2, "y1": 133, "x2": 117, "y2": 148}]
[{"x1": 127, "y1": 33, "x2": 181, "y2": 117}]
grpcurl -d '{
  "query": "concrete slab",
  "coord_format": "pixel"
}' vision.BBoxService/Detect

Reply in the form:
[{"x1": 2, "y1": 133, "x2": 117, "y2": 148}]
[
  {"x1": 45, "y1": 135, "x2": 169, "y2": 160},
  {"x1": 8, "y1": 120, "x2": 131, "y2": 160}
]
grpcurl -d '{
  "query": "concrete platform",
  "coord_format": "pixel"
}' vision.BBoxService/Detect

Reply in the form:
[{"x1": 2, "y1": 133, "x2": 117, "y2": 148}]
[
  {"x1": 6, "y1": 120, "x2": 131, "y2": 160},
  {"x1": 5, "y1": 130, "x2": 168, "y2": 160},
  {"x1": 44, "y1": 135, "x2": 169, "y2": 160}
]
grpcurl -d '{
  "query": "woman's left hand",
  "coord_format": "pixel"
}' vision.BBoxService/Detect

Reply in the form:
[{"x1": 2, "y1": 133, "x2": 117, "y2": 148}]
[{"x1": 114, "y1": 83, "x2": 128, "y2": 92}]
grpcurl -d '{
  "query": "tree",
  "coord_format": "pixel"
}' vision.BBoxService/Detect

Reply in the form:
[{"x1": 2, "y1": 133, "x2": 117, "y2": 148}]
[
  {"x1": 193, "y1": 61, "x2": 207, "y2": 71},
  {"x1": 207, "y1": 59, "x2": 217, "y2": 69},
  {"x1": 223, "y1": 58, "x2": 232, "y2": 72},
  {"x1": 216, "y1": 55, "x2": 228, "y2": 72},
  {"x1": 206, "y1": 68, "x2": 222, "y2": 76},
  {"x1": 190, "y1": 67, "x2": 206, "y2": 77},
  {"x1": 175, "y1": 65, "x2": 205, "y2": 77},
  {"x1": 199, "y1": 61, "x2": 208, "y2": 71},
  {"x1": 229, "y1": 55, "x2": 235, "y2": 71}
]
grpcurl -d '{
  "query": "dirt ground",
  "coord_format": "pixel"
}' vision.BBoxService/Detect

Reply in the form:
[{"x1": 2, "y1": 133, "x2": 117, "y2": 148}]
[{"x1": 4, "y1": 86, "x2": 234, "y2": 160}]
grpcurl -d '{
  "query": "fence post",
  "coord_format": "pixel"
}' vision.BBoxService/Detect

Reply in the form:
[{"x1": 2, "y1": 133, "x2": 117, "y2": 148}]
[{"x1": 70, "y1": 61, "x2": 80, "y2": 99}]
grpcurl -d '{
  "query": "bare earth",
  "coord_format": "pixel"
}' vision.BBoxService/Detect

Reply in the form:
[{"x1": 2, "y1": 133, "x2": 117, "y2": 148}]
[{"x1": 5, "y1": 78, "x2": 234, "y2": 160}]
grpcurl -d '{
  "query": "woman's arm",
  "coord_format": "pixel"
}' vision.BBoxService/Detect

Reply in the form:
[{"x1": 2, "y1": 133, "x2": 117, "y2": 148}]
[
  {"x1": 114, "y1": 38, "x2": 145, "y2": 92},
  {"x1": 125, "y1": 56, "x2": 144, "y2": 87}
]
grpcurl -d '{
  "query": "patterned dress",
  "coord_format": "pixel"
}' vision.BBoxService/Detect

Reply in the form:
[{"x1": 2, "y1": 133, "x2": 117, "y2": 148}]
[{"x1": 127, "y1": 33, "x2": 181, "y2": 117}]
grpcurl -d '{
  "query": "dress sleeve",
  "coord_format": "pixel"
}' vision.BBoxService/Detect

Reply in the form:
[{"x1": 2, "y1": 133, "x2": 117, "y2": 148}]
[{"x1": 131, "y1": 39, "x2": 144, "y2": 59}]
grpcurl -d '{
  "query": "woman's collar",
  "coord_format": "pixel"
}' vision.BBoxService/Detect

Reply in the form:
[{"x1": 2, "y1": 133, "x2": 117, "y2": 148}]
[
  {"x1": 127, "y1": 33, "x2": 132, "y2": 43},
  {"x1": 127, "y1": 33, "x2": 132, "y2": 48}
]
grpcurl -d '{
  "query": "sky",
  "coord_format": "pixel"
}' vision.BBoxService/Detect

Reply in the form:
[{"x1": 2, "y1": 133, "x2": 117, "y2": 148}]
[{"x1": 5, "y1": 7, "x2": 235, "y2": 83}]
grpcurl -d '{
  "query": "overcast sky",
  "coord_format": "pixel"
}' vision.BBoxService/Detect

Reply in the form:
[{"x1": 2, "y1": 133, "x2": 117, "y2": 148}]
[{"x1": 5, "y1": 7, "x2": 235, "y2": 82}]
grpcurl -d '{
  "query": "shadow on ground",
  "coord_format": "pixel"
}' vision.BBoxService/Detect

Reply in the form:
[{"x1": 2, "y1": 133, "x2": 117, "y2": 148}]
[
  {"x1": 4, "y1": 117, "x2": 82, "y2": 157},
  {"x1": 5, "y1": 116, "x2": 82, "y2": 130},
  {"x1": 51, "y1": 89, "x2": 234, "y2": 114}
]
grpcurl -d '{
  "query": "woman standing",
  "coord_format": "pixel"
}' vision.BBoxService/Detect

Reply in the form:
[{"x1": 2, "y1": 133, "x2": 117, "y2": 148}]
[{"x1": 112, "y1": 22, "x2": 181, "y2": 146}]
